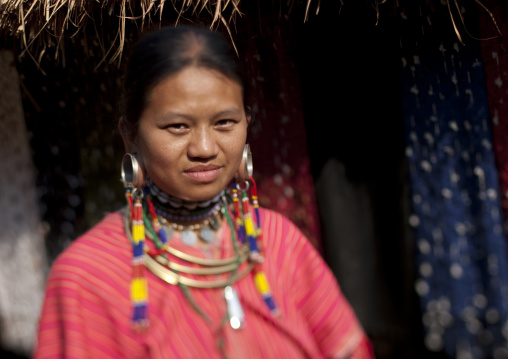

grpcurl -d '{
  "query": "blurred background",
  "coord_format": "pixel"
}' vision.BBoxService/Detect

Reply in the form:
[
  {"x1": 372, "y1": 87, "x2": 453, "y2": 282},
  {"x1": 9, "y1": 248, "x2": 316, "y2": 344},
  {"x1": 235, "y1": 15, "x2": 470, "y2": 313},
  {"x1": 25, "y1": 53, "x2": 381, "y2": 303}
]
[{"x1": 1, "y1": 0, "x2": 508, "y2": 358}]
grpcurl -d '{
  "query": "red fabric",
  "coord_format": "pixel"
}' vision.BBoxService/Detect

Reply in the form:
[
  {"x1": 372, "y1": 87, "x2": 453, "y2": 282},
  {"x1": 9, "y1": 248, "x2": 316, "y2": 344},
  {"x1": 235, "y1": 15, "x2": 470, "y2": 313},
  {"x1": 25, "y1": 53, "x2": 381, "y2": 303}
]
[
  {"x1": 478, "y1": 1, "x2": 508, "y2": 231},
  {"x1": 237, "y1": 15, "x2": 323, "y2": 252},
  {"x1": 34, "y1": 210, "x2": 372, "y2": 358}
]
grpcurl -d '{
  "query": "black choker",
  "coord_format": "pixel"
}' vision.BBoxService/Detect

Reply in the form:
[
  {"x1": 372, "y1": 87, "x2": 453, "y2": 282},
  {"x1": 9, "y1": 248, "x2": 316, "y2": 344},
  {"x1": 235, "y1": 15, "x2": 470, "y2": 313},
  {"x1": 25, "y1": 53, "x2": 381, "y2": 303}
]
[
  {"x1": 146, "y1": 178, "x2": 225, "y2": 245},
  {"x1": 147, "y1": 178, "x2": 223, "y2": 210}
]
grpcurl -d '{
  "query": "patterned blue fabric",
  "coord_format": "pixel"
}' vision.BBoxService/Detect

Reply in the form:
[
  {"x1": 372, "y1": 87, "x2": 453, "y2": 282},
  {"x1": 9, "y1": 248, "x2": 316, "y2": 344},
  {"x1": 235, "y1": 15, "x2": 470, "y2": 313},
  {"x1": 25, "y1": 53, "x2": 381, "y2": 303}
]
[{"x1": 400, "y1": 3, "x2": 508, "y2": 357}]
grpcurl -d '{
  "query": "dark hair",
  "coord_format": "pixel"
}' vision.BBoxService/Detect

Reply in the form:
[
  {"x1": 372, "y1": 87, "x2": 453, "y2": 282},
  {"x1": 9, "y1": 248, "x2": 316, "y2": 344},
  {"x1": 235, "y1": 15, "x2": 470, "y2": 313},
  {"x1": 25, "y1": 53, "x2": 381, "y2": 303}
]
[{"x1": 121, "y1": 25, "x2": 247, "y2": 130}]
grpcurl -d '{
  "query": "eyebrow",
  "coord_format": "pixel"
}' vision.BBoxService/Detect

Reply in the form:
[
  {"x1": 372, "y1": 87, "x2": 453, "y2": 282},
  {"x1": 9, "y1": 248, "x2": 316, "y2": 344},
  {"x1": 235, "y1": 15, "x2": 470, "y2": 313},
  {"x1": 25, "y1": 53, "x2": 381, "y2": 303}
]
[
  {"x1": 214, "y1": 108, "x2": 242, "y2": 118},
  {"x1": 159, "y1": 108, "x2": 242, "y2": 122}
]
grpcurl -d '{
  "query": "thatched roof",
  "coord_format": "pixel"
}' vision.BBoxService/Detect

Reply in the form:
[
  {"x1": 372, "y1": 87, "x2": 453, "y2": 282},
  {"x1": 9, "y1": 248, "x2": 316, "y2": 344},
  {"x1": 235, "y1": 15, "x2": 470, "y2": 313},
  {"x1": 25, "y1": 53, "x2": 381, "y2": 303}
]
[
  {"x1": 0, "y1": 0, "x2": 501, "y2": 69},
  {"x1": 0, "y1": 0, "x2": 323, "y2": 67}
]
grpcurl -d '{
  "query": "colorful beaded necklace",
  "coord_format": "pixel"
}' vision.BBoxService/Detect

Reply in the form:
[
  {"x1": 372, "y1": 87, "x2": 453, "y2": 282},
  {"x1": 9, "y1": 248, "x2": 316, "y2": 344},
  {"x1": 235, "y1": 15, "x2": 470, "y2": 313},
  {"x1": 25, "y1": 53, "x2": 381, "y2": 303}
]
[{"x1": 123, "y1": 177, "x2": 279, "y2": 334}]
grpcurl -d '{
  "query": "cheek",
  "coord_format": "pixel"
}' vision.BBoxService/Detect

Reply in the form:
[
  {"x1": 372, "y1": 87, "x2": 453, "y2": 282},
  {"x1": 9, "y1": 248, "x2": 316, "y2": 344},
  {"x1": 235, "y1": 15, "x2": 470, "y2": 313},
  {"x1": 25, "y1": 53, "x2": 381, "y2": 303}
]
[
  {"x1": 226, "y1": 129, "x2": 247, "y2": 156},
  {"x1": 229, "y1": 133, "x2": 248, "y2": 171},
  {"x1": 144, "y1": 142, "x2": 175, "y2": 168},
  {"x1": 137, "y1": 132, "x2": 170, "y2": 170}
]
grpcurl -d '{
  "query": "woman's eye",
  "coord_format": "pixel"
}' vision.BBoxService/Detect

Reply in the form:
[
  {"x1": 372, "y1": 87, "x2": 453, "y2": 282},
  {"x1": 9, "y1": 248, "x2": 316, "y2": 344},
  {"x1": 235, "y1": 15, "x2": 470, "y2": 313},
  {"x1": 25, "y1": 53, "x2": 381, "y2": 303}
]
[
  {"x1": 166, "y1": 123, "x2": 188, "y2": 130},
  {"x1": 216, "y1": 119, "x2": 235, "y2": 127}
]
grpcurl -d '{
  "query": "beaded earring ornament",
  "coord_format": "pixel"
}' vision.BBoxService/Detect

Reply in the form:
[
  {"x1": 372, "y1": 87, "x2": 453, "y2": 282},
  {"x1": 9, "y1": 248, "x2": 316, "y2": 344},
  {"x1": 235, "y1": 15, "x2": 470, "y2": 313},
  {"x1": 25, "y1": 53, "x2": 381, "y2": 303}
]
[
  {"x1": 231, "y1": 185, "x2": 246, "y2": 245},
  {"x1": 233, "y1": 144, "x2": 279, "y2": 317},
  {"x1": 121, "y1": 153, "x2": 149, "y2": 331},
  {"x1": 145, "y1": 194, "x2": 169, "y2": 254},
  {"x1": 249, "y1": 175, "x2": 265, "y2": 257},
  {"x1": 234, "y1": 177, "x2": 279, "y2": 317},
  {"x1": 237, "y1": 181, "x2": 263, "y2": 263}
]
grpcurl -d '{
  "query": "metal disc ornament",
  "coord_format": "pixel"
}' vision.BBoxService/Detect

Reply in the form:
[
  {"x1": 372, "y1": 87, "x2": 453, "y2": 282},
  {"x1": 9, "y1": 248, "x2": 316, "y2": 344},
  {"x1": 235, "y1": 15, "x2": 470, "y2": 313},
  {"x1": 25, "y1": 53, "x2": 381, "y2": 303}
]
[
  {"x1": 161, "y1": 225, "x2": 175, "y2": 240},
  {"x1": 208, "y1": 214, "x2": 220, "y2": 231},
  {"x1": 199, "y1": 227, "x2": 215, "y2": 243},
  {"x1": 181, "y1": 229, "x2": 198, "y2": 246}
]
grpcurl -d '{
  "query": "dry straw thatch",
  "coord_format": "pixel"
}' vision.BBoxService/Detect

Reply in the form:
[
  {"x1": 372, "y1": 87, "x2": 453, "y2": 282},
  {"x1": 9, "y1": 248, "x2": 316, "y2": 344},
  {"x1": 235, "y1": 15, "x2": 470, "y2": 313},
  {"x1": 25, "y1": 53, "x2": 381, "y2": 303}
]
[
  {"x1": 0, "y1": 0, "x2": 247, "y2": 66},
  {"x1": 0, "y1": 0, "x2": 501, "y2": 68},
  {"x1": 0, "y1": 0, "x2": 327, "y2": 68}
]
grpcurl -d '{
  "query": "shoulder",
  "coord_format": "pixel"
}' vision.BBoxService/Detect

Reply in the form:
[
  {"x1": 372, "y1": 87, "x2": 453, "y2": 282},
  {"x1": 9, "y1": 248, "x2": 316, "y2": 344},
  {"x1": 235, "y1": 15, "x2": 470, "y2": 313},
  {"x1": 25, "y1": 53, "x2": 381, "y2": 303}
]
[
  {"x1": 47, "y1": 211, "x2": 132, "y2": 292},
  {"x1": 258, "y1": 206, "x2": 307, "y2": 239},
  {"x1": 257, "y1": 206, "x2": 317, "y2": 258},
  {"x1": 55, "y1": 211, "x2": 130, "y2": 261},
  {"x1": 257, "y1": 206, "x2": 299, "y2": 234}
]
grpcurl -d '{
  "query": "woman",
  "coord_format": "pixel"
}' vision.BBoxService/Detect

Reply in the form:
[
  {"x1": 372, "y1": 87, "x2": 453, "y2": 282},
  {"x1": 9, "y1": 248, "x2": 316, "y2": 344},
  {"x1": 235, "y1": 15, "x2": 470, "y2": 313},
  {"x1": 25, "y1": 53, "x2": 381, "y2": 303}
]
[{"x1": 34, "y1": 25, "x2": 374, "y2": 358}]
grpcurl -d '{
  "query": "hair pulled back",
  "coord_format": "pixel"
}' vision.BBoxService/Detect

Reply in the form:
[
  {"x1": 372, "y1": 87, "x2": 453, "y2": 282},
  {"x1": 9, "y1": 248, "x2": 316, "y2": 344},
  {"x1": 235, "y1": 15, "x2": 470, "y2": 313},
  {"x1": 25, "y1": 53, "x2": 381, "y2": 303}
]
[{"x1": 121, "y1": 25, "x2": 246, "y2": 129}]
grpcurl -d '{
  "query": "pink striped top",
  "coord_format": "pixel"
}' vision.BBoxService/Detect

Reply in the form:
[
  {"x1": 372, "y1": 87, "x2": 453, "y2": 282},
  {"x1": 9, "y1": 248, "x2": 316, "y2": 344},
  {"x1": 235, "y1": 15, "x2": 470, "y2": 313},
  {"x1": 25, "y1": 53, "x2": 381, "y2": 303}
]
[{"x1": 34, "y1": 207, "x2": 373, "y2": 358}]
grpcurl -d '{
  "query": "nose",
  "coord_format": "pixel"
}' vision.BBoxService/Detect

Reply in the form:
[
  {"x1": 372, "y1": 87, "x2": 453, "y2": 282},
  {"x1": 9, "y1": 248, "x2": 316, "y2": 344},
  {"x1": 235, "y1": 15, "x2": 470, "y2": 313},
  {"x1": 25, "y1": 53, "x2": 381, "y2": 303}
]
[{"x1": 187, "y1": 126, "x2": 218, "y2": 161}]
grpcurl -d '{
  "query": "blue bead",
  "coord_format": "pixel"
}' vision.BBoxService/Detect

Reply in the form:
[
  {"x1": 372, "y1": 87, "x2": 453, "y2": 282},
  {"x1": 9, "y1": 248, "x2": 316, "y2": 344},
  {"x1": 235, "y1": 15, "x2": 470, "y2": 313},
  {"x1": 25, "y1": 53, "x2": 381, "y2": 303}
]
[
  {"x1": 248, "y1": 235, "x2": 259, "y2": 251},
  {"x1": 263, "y1": 295, "x2": 277, "y2": 312},
  {"x1": 133, "y1": 242, "x2": 144, "y2": 257},
  {"x1": 237, "y1": 226, "x2": 246, "y2": 243},
  {"x1": 158, "y1": 228, "x2": 167, "y2": 244},
  {"x1": 132, "y1": 303, "x2": 147, "y2": 321}
]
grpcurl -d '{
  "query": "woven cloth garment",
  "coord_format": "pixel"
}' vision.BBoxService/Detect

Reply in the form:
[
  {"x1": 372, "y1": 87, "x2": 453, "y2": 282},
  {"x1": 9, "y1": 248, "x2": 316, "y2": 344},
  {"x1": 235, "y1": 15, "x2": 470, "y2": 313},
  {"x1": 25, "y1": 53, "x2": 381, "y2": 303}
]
[
  {"x1": 399, "y1": 2, "x2": 508, "y2": 357},
  {"x1": 33, "y1": 208, "x2": 373, "y2": 359}
]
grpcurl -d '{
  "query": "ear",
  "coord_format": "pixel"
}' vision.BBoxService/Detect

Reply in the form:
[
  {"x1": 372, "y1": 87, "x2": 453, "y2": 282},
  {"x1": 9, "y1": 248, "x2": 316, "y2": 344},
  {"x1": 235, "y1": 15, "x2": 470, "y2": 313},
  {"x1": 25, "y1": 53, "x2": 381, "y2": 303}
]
[
  {"x1": 118, "y1": 116, "x2": 138, "y2": 153},
  {"x1": 244, "y1": 105, "x2": 252, "y2": 126}
]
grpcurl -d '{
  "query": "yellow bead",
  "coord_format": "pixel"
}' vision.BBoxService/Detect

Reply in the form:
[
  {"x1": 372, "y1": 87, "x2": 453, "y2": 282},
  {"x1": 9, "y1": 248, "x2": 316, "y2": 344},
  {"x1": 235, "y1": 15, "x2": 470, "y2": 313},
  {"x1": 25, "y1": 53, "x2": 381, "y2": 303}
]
[
  {"x1": 132, "y1": 225, "x2": 144, "y2": 243},
  {"x1": 245, "y1": 217, "x2": 256, "y2": 236},
  {"x1": 131, "y1": 279, "x2": 147, "y2": 300},
  {"x1": 255, "y1": 272, "x2": 270, "y2": 294}
]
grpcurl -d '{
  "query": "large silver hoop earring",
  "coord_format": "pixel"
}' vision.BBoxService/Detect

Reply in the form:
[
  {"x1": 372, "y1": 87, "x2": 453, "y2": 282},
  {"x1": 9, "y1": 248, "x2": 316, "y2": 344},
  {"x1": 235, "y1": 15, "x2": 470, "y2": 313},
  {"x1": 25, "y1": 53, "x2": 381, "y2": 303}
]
[
  {"x1": 243, "y1": 144, "x2": 253, "y2": 178},
  {"x1": 121, "y1": 153, "x2": 144, "y2": 189},
  {"x1": 235, "y1": 144, "x2": 253, "y2": 191},
  {"x1": 238, "y1": 143, "x2": 254, "y2": 181}
]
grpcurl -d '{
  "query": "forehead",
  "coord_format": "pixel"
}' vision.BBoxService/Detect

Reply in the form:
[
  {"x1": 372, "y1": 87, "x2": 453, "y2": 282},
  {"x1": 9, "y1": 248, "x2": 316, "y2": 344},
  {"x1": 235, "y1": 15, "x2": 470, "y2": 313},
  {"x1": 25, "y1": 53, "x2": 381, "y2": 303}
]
[{"x1": 145, "y1": 66, "x2": 244, "y2": 116}]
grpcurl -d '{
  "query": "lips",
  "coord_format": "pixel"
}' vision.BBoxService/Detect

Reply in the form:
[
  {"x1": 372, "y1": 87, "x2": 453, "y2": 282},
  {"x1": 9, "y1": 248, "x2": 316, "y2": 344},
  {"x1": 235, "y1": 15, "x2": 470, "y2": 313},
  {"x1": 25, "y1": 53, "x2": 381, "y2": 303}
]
[{"x1": 183, "y1": 165, "x2": 222, "y2": 183}]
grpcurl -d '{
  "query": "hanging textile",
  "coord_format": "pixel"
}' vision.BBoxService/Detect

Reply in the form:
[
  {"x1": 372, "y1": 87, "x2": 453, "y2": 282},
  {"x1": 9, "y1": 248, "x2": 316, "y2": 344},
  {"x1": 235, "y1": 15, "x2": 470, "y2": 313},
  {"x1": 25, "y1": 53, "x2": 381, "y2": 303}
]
[
  {"x1": 399, "y1": 1, "x2": 508, "y2": 357},
  {"x1": 235, "y1": 10, "x2": 322, "y2": 251},
  {"x1": 288, "y1": 2, "x2": 416, "y2": 357},
  {"x1": 478, "y1": 0, "x2": 508, "y2": 238}
]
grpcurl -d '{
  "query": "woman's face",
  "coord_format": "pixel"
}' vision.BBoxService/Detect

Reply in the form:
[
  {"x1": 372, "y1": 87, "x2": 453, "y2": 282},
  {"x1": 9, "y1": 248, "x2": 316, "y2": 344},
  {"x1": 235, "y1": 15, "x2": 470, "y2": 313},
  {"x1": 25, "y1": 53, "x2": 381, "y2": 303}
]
[{"x1": 127, "y1": 66, "x2": 248, "y2": 202}]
